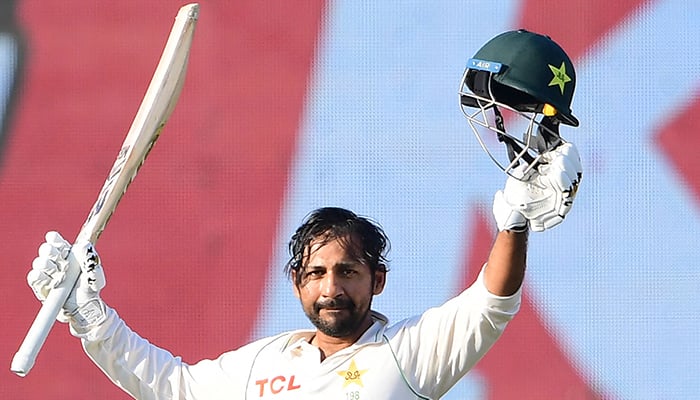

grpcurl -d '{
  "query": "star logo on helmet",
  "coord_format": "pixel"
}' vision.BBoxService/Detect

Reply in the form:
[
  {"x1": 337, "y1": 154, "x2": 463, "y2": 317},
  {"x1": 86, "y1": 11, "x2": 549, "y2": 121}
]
[{"x1": 548, "y1": 62, "x2": 571, "y2": 94}]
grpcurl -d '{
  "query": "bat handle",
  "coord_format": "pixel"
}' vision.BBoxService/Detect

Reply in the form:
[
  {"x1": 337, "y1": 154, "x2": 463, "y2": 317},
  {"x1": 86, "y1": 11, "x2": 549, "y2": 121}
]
[{"x1": 10, "y1": 251, "x2": 81, "y2": 377}]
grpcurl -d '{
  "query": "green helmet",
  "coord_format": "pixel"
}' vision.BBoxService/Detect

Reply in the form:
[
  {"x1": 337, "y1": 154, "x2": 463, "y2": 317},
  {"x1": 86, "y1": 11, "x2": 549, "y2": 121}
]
[
  {"x1": 459, "y1": 29, "x2": 579, "y2": 176},
  {"x1": 464, "y1": 29, "x2": 578, "y2": 126}
]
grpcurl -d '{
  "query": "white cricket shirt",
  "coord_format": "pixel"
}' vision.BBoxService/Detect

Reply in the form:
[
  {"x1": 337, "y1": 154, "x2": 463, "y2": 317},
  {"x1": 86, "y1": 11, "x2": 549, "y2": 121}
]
[{"x1": 83, "y1": 267, "x2": 521, "y2": 399}]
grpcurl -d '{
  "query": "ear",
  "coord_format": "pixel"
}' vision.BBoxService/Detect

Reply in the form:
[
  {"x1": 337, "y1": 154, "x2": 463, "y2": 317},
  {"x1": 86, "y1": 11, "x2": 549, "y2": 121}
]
[
  {"x1": 291, "y1": 270, "x2": 301, "y2": 299},
  {"x1": 372, "y1": 267, "x2": 386, "y2": 295}
]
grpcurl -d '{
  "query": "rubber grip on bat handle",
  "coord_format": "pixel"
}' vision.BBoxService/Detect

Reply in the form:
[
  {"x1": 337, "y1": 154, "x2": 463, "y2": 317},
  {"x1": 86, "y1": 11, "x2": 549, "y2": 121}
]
[{"x1": 10, "y1": 251, "x2": 81, "y2": 377}]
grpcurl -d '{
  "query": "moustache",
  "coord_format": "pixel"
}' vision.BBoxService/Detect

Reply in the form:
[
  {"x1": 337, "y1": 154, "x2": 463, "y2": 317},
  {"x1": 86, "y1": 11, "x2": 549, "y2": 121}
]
[{"x1": 314, "y1": 298, "x2": 355, "y2": 312}]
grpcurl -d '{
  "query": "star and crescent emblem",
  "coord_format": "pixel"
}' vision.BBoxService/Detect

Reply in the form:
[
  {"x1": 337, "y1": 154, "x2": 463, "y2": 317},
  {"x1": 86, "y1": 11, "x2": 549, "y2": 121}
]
[
  {"x1": 548, "y1": 61, "x2": 572, "y2": 94},
  {"x1": 337, "y1": 359, "x2": 368, "y2": 388}
]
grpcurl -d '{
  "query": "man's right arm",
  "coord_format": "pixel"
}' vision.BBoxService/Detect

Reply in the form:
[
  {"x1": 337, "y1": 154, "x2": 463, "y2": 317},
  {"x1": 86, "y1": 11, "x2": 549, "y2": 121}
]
[
  {"x1": 81, "y1": 306, "x2": 185, "y2": 400},
  {"x1": 26, "y1": 232, "x2": 242, "y2": 399},
  {"x1": 82, "y1": 305, "x2": 268, "y2": 399}
]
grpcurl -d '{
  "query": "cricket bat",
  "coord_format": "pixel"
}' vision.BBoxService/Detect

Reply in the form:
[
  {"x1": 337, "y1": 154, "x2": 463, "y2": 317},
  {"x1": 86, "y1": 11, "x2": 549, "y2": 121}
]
[{"x1": 10, "y1": 3, "x2": 199, "y2": 377}]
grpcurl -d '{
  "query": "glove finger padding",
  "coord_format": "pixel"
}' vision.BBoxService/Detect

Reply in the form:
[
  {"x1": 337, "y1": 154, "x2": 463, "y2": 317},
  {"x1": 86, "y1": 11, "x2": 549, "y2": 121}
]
[
  {"x1": 28, "y1": 257, "x2": 60, "y2": 301},
  {"x1": 495, "y1": 142, "x2": 582, "y2": 233},
  {"x1": 27, "y1": 232, "x2": 107, "y2": 331},
  {"x1": 28, "y1": 232, "x2": 75, "y2": 323},
  {"x1": 529, "y1": 142, "x2": 582, "y2": 231},
  {"x1": 72, "y1": 240, "x2": 106, "y2": 298}
]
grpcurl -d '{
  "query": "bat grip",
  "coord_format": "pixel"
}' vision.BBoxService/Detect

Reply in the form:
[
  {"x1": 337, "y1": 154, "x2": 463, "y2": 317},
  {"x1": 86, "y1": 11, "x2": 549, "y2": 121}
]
[{"x1": 10, "y1": 252, "x2": 81, "y2": 377}]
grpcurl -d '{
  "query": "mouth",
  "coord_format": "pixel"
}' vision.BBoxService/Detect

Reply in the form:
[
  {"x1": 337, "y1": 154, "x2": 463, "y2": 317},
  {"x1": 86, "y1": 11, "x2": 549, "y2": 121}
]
[
  {"x1": 318, "y1": 306, "x2": 353, "y2": 318},
  {"x1": 315, "y1": 299, "x2": 354, "y2": 314},
  {"x1": 320, "y1": 307, "x2": 348, "y2": 312}
]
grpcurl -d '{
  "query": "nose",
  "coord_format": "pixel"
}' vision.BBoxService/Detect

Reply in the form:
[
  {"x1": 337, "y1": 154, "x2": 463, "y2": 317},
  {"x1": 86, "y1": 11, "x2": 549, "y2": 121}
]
[{"x1": 319, "y1": 271, "x2": 344, "y2": 298}]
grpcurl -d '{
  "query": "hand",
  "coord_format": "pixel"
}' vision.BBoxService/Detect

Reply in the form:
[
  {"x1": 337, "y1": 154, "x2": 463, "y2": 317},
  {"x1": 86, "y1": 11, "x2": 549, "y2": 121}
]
[
  {"x1": 28, "y1": 231, "x2": 107, "y2": 334},
  {"x1": 493, "y1": 142, "x2": 582, "y2": 232}
]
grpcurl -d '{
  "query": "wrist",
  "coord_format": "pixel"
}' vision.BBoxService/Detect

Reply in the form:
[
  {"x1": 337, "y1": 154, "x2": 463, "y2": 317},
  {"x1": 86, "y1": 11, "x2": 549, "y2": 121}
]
[
  {"x1": 493, "y1": 190, "x2": 528, "y2": 232},
  {"x1": 69, "y1": 298, "x2": 107, "y2": 334},
  {"x1": 503, "y1": 222, "x2": 528, "y2": 233}
]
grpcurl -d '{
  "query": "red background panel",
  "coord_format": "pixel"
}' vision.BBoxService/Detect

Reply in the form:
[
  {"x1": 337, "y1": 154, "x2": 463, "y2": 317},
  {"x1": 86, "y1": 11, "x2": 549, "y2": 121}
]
[{"x1": 1, "y1": 1, "x2": 324, "y2": 398}]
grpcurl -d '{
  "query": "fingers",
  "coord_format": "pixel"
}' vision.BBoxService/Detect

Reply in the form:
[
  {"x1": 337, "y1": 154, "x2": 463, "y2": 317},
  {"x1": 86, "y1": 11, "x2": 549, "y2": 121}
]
[
  {"x1": 503, "y1": 142, "x2": 582, "y2": 232},
  {"x1": 529, "y1": 210, "x2": 563, "y2": 232},
  {"x1": 27, "y1": 233, "x2": 106, "y2": 327},
  {"x1": 31, "y1": 255, "x2": 60, "y2": 276},
  {"x1": 44, "y1": 231, "x2": 71, "y2": 256},
  {"x1": 537, "y1": 142, "x2": 583, "y2": 208},
  {"x1": 28, "y1": 231, "x2": 72, "y2": 302},
  {"x1": 38, "y1": 242, "x2": 61, "y2": 259},
  {"x1": 553, "y1": 153, "x2": 578, "y2": 185},
  {"x1": 558, "y1": 142, "x2": 581, "y2": 164},
  {"x1": 38, "y1": 232, "x2": 72, "y2": 272},
  {"x1": 31, "y1": 250, "x2": 67, "y2": 294},
  {"x1": 529, "y1": 219, "x2": 545, "y2": 232},
  {"x1": 73, "y1": 241, "x2": 100, "y2": 273},
  {"x1": 73, "y1": 240, "x2": 106, "y2": 293},
  {"x1": 27, "y1": 266, "x2": 53, "y2": 301}
]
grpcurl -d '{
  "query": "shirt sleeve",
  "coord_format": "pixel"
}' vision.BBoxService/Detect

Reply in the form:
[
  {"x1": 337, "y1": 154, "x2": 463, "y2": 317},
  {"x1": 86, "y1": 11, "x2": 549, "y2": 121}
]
[
  {"x1": 81, "y1": 306, "x2": 248, "y2": 400},
  {"x1": 385, "y1": 264, "x2": 522, "y2": 399},
  {"x1": 80, "y1": 306, "x2": 184, "y2": 399}
]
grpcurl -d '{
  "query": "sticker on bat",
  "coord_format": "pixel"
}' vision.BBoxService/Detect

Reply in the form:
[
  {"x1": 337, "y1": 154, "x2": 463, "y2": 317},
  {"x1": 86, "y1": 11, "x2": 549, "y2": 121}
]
[{"x1": 86, "y1": 144, "x2": 131, "y2": 221}]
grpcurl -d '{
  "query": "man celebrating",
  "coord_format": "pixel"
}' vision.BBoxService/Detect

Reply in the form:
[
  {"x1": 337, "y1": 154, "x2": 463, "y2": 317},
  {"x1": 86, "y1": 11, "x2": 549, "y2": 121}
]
[{"x1": 26, "y1": 30, "x2": 582, "y2": 399}]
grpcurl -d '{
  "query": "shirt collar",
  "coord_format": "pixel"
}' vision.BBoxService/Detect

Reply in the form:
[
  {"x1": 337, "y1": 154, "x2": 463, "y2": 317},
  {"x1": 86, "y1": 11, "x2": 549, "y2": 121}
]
[{"x1": 281, "y1": 310, "x2": 390, "y2": 358}]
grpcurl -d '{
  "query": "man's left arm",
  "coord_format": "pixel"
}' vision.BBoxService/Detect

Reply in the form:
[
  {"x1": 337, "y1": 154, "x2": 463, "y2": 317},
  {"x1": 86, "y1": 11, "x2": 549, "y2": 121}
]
[
  {"x1": 487, "y1": 141, "x2": 582, "y2": 296},
  {"x1": 390, "y1": 142, "x2": 583, "y2": 397},
  {"x1": 484, "y1": 230, "x2": 528, "y2": 296}
]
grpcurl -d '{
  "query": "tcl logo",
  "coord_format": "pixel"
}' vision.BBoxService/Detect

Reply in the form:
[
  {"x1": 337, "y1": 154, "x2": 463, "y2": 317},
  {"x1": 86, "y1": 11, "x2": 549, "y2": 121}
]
[{"x1": 255, "y1": 375, "x2": 301, "y2": 397}]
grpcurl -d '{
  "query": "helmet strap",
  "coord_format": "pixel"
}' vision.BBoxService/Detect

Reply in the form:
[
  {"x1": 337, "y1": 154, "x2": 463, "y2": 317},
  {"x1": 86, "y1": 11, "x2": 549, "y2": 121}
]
[
  {"x1": 493, "y1": 105, "x2": 535, "y2": 165},
  {"x1": 533, "y1": 116, "x2": 563, "y2": 153}
]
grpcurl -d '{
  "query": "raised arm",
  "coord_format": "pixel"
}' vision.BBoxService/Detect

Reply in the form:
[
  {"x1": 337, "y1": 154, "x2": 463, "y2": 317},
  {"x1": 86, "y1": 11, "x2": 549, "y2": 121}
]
[
  {"x1": 484, "y1": 231, "x2": 528, "y2": 296},
  {"x1": 25, "y1": 232, "x2": 188, "y2": 399},
  {"x1": 485, "y1": 142, "x2": 582, "y2": 296}
]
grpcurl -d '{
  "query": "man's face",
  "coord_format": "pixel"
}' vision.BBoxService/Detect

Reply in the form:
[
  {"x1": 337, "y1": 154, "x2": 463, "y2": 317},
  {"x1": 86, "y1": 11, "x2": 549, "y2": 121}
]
[{"x1": 292, "y1": 236, "x2": 385, "y2": 339}]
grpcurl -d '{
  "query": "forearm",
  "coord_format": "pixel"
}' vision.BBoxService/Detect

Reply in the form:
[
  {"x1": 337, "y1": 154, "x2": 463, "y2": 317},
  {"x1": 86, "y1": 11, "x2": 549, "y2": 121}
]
[
  {"x1": 484, "y1": 230, "x2": 528, "y2": 296},
  {"x1": 81, "y1": 306, "x2": 183, "y2": 400}
]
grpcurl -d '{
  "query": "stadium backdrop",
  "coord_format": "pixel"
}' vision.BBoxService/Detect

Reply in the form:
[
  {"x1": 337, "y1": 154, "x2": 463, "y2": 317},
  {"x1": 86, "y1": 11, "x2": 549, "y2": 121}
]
[{"x1": 0, "y1": 1, "x2": 698, "y2": 399}]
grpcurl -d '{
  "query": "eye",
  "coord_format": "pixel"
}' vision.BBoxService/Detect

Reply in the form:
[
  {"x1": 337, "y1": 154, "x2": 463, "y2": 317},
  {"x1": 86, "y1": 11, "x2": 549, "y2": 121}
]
[
  {"x1": 304, "y1": 268, "x2": 324, "y2": 279},
  {"x1": 341, "y1": 268, "x2": 358, "y2": 278}
]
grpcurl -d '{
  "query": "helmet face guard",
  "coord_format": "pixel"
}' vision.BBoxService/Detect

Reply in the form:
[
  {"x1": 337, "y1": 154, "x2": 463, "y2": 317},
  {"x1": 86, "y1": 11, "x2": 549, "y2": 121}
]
[{"x1": 459, "y1": 30, "x2": 578, "y2": 179}]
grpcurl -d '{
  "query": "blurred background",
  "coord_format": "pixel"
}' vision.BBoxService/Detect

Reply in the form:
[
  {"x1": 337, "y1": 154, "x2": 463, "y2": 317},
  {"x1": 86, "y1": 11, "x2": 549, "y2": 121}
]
[{"x1": 1, "y1": 0, "x2": 698, "y2": 398}]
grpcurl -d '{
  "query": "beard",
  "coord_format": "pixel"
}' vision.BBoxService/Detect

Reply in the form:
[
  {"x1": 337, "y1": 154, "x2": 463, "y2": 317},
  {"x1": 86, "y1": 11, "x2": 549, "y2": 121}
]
[{"x1": 303, "y1": 297, "x2": 370, "y2": 338}]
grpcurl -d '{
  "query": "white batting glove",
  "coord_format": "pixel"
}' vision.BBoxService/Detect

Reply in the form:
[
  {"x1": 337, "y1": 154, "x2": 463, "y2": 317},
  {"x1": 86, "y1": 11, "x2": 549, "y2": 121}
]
[
  {"x1": 493, "y1": 142, "x2": 583, "y2": 232},
  {"x1": 28, "y1": 231, "x2": 107, "y2": 336}
]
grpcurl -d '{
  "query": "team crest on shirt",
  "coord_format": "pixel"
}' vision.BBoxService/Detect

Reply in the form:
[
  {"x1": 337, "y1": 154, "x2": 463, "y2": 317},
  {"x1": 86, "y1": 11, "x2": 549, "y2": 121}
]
[{"x1": 337, "y1": 359, "x2": 368, "y2": 388}]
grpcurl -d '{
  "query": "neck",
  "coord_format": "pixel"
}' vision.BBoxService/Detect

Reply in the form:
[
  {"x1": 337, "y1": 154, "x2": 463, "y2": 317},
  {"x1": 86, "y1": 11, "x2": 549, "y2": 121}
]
[{"x1": 312, "y1": 314, "x2": 374, "y2": 361}]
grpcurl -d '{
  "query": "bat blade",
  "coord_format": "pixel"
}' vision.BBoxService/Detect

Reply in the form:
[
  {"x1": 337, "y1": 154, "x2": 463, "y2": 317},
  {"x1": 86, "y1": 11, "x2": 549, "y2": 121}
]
[{"x1": 10, "y1": 3, "x2": 199, "y2": 377}]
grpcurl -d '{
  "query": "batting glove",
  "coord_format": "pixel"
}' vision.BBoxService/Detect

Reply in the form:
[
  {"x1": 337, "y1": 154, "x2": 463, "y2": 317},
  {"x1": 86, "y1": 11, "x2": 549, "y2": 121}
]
[
  {"x1": 28, "y1": 231, "x2": 107, "y2": 336},
  {"x1": 493, "y1": 142, "x2": 583, "y2": 232}
]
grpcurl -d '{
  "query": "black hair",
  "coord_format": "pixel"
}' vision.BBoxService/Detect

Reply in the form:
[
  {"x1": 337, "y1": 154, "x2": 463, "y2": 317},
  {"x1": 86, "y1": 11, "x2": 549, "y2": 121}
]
[{"x1": 284, "y1": 207, "x2": 390, "y2": 286}]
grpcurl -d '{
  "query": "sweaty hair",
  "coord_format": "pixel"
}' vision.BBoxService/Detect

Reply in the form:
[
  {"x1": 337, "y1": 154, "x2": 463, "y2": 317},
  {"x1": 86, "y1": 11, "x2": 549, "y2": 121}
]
[{"x1": 284, "y1": 207, "x2": 390, "y2": 286}]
